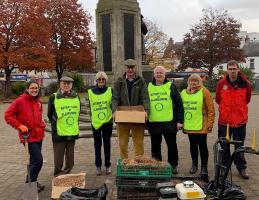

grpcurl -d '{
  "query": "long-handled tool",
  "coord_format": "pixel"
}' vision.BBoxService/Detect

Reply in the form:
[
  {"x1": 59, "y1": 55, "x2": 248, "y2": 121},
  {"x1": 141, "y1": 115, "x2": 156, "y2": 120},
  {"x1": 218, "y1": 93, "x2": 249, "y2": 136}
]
[{"x1": 22, "y1": 132, "x2": 38, "y2": 200}]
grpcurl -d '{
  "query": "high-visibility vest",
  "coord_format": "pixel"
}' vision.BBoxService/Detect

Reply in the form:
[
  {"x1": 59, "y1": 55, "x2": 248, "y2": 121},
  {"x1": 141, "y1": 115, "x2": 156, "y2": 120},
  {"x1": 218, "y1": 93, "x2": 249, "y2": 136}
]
[
  {"x1": 54, "y1": 93, "x2": 80, "y2": 136},
  {"x1": 181, "y1": 89, "x2": 203, "y2": 131},
  {"x1": 88, "y1": 87, "x2": 112, "y2": 130},
  {"x1": 148, "y1": 82, "x2": 173, "y2": 122}
]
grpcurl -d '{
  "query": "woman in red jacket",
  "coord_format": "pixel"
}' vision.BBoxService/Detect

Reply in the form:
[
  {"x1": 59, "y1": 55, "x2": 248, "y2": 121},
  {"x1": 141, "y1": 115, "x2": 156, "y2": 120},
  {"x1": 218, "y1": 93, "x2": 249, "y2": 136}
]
[{"x1": 4, "y1": 80, "x2": 46, "y2": 192}]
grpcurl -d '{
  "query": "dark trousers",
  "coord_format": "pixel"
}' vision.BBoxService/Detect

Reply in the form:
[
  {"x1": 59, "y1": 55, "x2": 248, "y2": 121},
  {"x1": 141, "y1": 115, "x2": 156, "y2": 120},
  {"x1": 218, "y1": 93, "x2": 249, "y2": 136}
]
[
  {"x1": 150, "y1": 131, "x2": 178, "y2": 167},
  {"x1": 53, "y1": 140, "x2": 75, "y2": 176},
  {"x1": 92, "y1": 123, "x2": 113, "y2": 167},
  {"x1": 188, "y1": 134, "x2": 208, "y2": 166},
  {"x1": 218, "y1": 124, "x2": 247, "y2": 170},
  {"x1": 26, "y1": 141, "x2": 43, "y2": 182}
]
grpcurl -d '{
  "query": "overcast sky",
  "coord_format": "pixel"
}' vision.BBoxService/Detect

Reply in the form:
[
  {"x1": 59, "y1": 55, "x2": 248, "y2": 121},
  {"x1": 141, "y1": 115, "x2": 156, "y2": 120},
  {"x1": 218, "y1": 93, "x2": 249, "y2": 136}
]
[{"x1": 80, "y1": 0, "x2": 259, "y2": 42}]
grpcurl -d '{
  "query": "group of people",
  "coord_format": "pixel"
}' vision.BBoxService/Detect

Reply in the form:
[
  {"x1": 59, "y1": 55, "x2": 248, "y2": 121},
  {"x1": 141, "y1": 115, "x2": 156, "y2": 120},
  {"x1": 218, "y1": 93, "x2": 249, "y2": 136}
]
[{"x1": 4, "y1": 59, "x2": 251, "y2": 192}]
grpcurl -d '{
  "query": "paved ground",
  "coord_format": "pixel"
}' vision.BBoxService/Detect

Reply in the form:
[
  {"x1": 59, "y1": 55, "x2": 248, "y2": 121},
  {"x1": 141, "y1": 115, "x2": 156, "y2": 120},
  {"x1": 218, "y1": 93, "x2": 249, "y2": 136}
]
[{"x1": 1, "y1": 96, "x2": 259, "y2": 199}]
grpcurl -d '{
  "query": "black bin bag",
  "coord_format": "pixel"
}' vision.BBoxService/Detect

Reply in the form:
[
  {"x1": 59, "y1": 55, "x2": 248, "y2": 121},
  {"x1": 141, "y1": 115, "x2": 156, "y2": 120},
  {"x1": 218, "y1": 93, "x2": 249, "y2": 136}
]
[{"x1": 60, "y1": 184, "x2": 108, "y2": 200}]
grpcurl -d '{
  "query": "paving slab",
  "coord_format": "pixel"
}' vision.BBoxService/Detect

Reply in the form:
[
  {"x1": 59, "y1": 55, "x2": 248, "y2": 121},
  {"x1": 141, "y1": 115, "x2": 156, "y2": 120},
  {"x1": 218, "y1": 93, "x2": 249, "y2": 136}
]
[{"x1": 0, "y1": 96, "x2": 259, "y2": 199}]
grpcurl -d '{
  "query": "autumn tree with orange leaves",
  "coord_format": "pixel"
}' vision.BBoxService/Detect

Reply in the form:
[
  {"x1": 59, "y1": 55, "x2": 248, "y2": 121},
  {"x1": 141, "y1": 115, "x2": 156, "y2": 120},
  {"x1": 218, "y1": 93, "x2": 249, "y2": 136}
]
[
  {"x1": 46, "y1": 0, "x2": 93, "y2": 80},
  {"x1": 0, "y1": 0, "x2": 54, "y2": 97},
  {"x1": 178, "y1": 9, "x2": 245, "y2": 79}
]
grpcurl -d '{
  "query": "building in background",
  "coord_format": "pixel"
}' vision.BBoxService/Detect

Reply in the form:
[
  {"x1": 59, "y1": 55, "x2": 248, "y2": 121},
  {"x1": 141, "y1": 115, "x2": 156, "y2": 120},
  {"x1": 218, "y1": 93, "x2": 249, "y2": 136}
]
[{"x1": 239, "y1": 31, "x2": 259, "y2": 48}]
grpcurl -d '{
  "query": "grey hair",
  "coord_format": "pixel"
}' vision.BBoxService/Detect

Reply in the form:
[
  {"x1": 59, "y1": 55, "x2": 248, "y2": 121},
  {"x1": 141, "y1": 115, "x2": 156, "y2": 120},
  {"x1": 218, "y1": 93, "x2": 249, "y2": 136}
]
[
  {"x1": 95, "y1": 71, "x2": 108, "y2": 82},
  {"x1": 187, "y1": 73, "x2": 203, "y2": 87},
  {"x1": 154, "y1": 66, "x2": 166, "y2": 74}
]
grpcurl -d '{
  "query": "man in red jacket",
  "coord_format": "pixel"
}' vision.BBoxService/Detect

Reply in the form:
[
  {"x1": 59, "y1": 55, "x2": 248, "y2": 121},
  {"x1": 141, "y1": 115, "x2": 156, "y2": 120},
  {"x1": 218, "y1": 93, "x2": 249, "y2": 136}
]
[{"x1": 216, "y1": 60, "x2": 252, "y2": 179}]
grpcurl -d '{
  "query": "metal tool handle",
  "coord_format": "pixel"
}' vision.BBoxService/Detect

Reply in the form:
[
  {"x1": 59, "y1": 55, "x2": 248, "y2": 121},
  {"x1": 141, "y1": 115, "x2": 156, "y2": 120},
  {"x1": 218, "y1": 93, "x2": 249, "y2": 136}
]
[{"x1": 21, "y1": 129, "x2": 31, "y2": 183}]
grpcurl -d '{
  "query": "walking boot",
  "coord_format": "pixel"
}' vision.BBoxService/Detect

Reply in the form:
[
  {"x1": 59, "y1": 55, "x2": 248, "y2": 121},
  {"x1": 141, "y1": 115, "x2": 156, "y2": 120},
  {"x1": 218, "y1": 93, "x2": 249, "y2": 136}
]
[
  {"x1": 96, "y1": 167, "x2": 102, "y2": 176},
  {"x1": 37, "y1": 182, "x2": 45, "y2": 193},
  {"x1": 238, "y1": 169, "x2": 249, "y2": 179},
  {"x1": 189, "y1": 164, "x2": 198, "y2": 174},
  {"x1": 172, "y1": 166, "x2": 178, "y2": 175},
  {"x1": 106, "y1": 166, "x2": 112, "y2": 175},
  {"x1": 200, "y1": 165, "x2": 209, "y2": 182}
]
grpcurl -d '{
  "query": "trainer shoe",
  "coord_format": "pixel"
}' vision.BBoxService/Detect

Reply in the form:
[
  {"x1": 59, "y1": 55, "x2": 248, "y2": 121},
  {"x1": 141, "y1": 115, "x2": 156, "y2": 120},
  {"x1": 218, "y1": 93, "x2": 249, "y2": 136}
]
[
  {"x1": 106, "y1": 166, "x2": 112, "y2": 175},
  {"x1": 96, "y1": 167, "x2": 102, "y2": 176}
]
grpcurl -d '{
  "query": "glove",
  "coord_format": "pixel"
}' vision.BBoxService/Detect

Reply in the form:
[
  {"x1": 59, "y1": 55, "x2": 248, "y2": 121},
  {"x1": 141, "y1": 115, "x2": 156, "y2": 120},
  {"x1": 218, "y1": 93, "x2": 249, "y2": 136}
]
[{"x1": 18, "y1": 125, "x2": 29, "y2": 134}]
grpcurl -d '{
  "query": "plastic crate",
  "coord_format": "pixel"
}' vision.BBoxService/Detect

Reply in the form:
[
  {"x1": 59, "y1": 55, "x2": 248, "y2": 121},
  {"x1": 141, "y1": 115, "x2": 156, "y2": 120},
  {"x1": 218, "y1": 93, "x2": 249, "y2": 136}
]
[
  {"x1": 117, "y1": 159, "x2": 172, "y2": 178},
  {"x1": 116, "y1": 176, "x2": 171, "y2": 189},
  {"x1": 117, "y1": 187, "x2": 158, "y2": 200}
]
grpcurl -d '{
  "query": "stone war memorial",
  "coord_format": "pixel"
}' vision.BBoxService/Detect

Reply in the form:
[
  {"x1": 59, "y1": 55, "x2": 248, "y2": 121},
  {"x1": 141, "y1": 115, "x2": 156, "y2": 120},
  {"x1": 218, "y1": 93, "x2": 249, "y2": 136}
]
[
  {"x1": 95, "y1": 0, "x2": 143, "y2": 83},
  {"x1": 2, "y1": 1, "x2": 259, "y2": 200}
]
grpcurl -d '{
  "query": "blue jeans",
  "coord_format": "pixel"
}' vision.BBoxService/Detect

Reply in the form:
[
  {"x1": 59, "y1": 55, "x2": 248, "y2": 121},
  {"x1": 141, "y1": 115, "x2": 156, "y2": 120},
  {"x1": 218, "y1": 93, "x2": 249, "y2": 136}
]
[
  {"x1": 218, "y1": 124, "x2": 247, "y2": 170},
  {"x1": 26, "y1": 141, "x2": 43, "y2": 182},
  {"x1": 92, "y1": 123, "x2": 113, "y2": 167}
]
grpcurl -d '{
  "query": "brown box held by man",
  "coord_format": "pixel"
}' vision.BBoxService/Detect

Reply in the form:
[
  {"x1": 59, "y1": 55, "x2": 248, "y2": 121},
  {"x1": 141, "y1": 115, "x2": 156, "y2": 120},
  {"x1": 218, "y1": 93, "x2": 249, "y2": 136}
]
[
  {"x1": 51, "y1": 173, "x2": 86, "y2": 199},
  {"x1": 115, "y1": 106, "x2": 146, "y2": 123}
]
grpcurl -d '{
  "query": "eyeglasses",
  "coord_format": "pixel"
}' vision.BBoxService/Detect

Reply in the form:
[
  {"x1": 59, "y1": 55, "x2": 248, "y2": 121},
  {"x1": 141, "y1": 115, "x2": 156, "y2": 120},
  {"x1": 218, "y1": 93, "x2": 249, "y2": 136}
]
[
  {"x1": 228, "y1": 68, "x2": 238, "y2": 71},
  {"x1": 97, "y1": 78, "x2": 106, "y2": 82},
  {"x1": 28, "y1": 87, "x2": 39, "y2": 90}
]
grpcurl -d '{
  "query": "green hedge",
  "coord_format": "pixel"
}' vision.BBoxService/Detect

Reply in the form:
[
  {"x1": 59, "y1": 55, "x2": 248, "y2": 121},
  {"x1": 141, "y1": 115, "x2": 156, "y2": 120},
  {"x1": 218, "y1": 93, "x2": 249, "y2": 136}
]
[{"x1": 11, "y1": 82, "x2": 27, "y2": 95}]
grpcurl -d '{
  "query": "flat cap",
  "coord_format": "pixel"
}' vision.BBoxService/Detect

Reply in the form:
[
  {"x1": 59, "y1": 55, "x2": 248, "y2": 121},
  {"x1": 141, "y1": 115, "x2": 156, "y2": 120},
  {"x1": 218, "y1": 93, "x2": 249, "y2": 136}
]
[
  {"x1": 125, "y1": 59, "x2": 137, "y2": 66},
  {"x1": 60, "y1": 76, "x2": 74, "y2": 82}
]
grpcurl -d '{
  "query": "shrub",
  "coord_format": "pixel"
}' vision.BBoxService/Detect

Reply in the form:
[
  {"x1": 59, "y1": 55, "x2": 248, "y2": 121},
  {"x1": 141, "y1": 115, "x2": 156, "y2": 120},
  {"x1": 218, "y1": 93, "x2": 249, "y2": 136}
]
[
  {"x1": 70, "y1": 73, "x2": 84, "y2": 93},
  {"x1": 46, "y1": 81, "x2": 58, "y2": 95},
  {"x1": 11, "y1": 82, "x2": 27, "y2": 95},
  {"x1": 203, "y1": 79, "x2": 218, "y2": 92}
]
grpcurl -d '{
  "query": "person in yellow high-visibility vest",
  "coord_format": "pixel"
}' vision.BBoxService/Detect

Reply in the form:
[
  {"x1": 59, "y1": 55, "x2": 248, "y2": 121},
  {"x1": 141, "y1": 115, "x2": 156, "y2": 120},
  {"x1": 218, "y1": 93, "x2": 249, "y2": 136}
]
[
  {"x1": 88, "y1": 71, "x2": 113, "y2": 176},
  {"x1": 181, "y1": 74, "x2": 215, "y2": 182},
  {"x1": 47, "y1": 76, "x2": 81, "y2": 176},
  {"x1": 147, "y1": 66, "x2": 184, "y2": 175}
]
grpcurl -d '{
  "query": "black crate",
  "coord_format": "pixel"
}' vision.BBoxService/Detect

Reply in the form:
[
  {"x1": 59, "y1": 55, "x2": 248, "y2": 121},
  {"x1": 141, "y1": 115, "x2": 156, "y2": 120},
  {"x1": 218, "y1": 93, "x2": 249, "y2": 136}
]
[
  {"x1": 117, "y1": 187, "x2": 158, "y2": 200},
  {"x1": 116, "y1": 176, "x2": 171, "y2": 189}
]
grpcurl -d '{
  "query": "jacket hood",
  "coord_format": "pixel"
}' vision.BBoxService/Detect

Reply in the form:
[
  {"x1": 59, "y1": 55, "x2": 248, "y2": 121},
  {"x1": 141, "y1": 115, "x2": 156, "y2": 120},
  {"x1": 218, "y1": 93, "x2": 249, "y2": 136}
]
[
  {"x1": 223, "y1": 71, "x2": 249, "y2": 82},
  {"x1": 223, "y1": 71, "x2": 250, "y2": 88},
  {"x1": 56, "y1": 89, "x2": 78, "y2": 98}
]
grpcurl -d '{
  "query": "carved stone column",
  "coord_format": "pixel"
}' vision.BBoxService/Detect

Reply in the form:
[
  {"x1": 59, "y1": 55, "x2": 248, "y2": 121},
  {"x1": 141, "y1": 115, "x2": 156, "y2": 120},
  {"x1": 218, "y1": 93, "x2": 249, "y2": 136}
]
[{"x1": 96, "y1": 0, "x2": 142, "y2": 83}]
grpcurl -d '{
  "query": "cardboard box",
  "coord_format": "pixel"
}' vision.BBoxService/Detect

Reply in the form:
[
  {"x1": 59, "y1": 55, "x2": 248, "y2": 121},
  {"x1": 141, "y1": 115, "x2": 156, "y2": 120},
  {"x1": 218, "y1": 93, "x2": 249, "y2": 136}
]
[
  {"x1": 115, "y1": 106, "x2": 146, "y2": 123},
  {"x1": 51, "y1": 173, "x2": 86, "y2": 199}
]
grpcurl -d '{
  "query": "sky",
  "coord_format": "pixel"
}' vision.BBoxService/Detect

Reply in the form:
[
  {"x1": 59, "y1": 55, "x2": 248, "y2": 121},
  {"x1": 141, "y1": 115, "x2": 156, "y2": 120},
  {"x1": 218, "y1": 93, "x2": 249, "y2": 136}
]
[{"x1": 80, "y1": 0, "x2": 259, "y2": 42}]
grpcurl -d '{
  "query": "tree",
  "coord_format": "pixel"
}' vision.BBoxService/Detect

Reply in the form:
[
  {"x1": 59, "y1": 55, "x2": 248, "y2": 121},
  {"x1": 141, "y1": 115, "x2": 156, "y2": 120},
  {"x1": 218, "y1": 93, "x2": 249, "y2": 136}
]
[
  {"x1": 46, "y1": 0, "x2": 93, "y2": 80},
  {"x1": 178, "y1": 9, "x2": 245, "y2": 79},
  {"x1": 0, "y1": 0, "x2": 54, "y2": 96},
  {"x1": 144, "y1": 19, "x2": 169, "y2": 63}
]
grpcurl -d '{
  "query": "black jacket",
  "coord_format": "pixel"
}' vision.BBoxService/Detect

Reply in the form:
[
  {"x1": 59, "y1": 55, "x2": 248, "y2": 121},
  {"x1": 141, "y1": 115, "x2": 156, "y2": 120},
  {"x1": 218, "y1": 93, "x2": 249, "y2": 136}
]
[
  {"x1": 147, "y1": 79, "x2": 184, "y2": 134},
  {"x1": 47, "y1": 89, "x2": 80, "y2": 142}
]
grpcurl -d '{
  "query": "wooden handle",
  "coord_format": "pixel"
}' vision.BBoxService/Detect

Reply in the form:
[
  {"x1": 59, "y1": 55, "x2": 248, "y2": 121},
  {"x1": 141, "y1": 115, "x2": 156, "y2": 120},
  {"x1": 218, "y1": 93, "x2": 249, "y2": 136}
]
[
  {"x1": 25, "y1": 141, "x2": 30, "y2": 165},
  {"x1": 226, "y1": 124, "x2": 230, "y2": 142}
]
